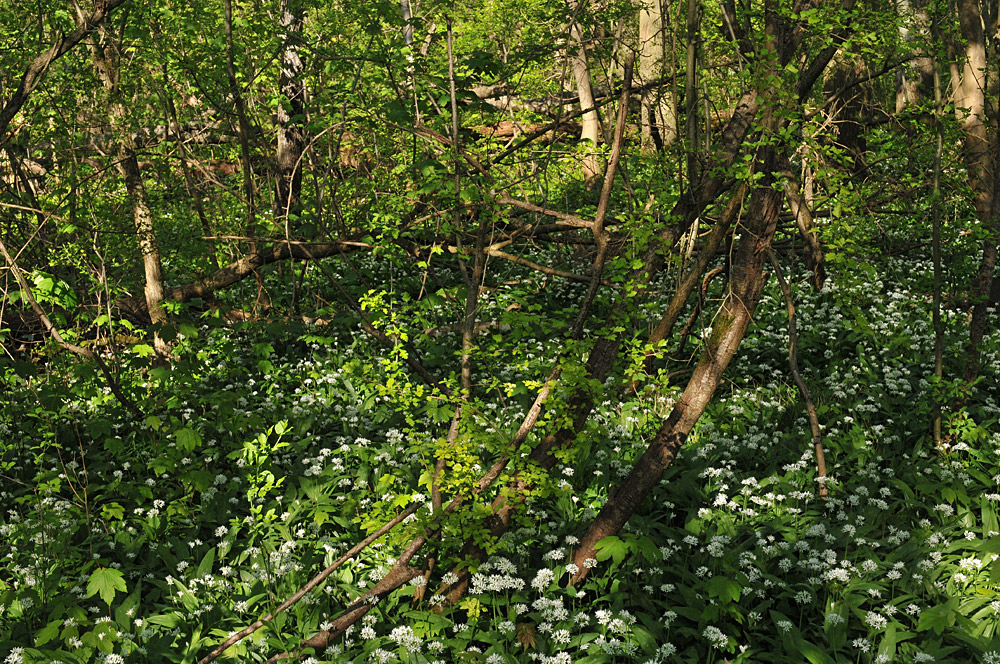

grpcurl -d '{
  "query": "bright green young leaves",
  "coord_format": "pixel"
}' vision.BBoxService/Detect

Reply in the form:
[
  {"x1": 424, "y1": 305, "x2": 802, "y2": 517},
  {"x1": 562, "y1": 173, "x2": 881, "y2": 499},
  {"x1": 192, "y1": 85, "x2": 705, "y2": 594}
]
[{"x1": 86, "y1": 567, "x2": 127, "y2": 606}]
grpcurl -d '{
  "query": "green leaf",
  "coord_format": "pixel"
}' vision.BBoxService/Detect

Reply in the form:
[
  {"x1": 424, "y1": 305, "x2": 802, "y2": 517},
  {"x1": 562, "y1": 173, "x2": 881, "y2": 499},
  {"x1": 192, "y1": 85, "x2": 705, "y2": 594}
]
[
  {"x1": 133, "y1": 343, "x2": 155, "y2": 357},
  {"x1": 706, "y1": 576, "x2": 741, "y2": 604},
  {"x1": 197, "y1": 548, "x2": 216, "y2": 576},
  {"x1": 796, "y1": 637, "x2": 835, "y2": 664},
  {"x1": 917, "y1": 598, "x2": 958, "y2": 634},
  {"x1": 87, "y1": 567, "x2": 126, "y2": 606},
  {"x1": 147, "y1": 612, "x2": 183, "y2": 628},
  {"x1": 594, "y1": 536, "x2": 628, "y2": 565},
  {"x1": 175, "y1": 427, "x2": 201, "y2": 452},
  {"x1": 34, "y1": 619, "x2": 61, "y2": 646}
]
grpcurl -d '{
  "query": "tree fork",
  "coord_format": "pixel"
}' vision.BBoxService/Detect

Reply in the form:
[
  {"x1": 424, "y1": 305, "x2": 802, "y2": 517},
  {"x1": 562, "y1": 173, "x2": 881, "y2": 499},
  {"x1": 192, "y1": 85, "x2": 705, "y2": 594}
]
[
  {"x1": 777, "y1": 156, "x2": 826, "y2": 290},
  {"x1": 571, "y1": 153, "x2": 783, "y2": 581}
]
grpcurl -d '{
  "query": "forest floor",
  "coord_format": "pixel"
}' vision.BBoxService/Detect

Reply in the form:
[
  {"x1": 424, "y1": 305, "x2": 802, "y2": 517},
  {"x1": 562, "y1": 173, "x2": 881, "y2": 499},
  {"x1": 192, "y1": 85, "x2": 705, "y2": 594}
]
[{"x1": 2, "y1": 254, "x2": 1000, "y2": 663}]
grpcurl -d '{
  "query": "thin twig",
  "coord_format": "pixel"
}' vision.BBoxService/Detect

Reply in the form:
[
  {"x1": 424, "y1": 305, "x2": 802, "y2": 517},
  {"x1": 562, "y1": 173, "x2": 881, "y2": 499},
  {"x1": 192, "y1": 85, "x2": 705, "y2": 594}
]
[
  {"x1": 0, "y1": 235, "x2": 143, "y2": 419},
  {"x1": 767, "y1": 250, "x2": 828, "y2": 497}
]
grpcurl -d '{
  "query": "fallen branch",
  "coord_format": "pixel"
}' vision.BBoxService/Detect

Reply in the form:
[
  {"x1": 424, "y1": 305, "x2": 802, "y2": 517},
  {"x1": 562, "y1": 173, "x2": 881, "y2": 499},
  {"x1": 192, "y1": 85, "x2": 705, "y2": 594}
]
[
  {"x1": 197, "y1": 504, "x2": 420, "y2": 664},
  {"x1": 118, "y1": 237, "x2": 372, "y2": 318},
  {"x1": 485, "y1": 246, "x2": 610, "y2": 285}
]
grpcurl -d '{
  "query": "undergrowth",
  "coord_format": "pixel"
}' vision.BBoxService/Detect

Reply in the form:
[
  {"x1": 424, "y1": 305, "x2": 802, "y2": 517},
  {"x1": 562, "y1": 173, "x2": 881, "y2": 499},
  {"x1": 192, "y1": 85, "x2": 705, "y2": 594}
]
[{"x1": 1, "y1": 255, "x2": 999, "y2": 664}]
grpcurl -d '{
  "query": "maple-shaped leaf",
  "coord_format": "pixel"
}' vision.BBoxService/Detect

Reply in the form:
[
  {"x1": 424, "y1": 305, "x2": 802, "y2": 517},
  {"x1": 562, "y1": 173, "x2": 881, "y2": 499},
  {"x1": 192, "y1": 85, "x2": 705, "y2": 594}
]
[
  {"x1": 86, "y1": 567, "x2": 126, "y2": 605},
  {"x1": 515, "y1": 622, "x2": 537, "y2": 651}
]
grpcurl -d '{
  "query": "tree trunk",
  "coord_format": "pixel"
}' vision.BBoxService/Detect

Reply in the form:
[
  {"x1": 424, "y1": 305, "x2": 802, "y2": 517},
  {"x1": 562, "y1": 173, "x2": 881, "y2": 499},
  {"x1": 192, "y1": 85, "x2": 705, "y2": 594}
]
[
  {"x1": 0, "y1": 0, "x2": 131, "y2": 141},
  {"x1": 639, "y1": 0, "x2": 677, "y2": 150},
  {"x1": 931, "y1": 61, "x2": 944, "y2": 445},
  {"x1": 684, "y1": 0, "x2": 699, "y2": 183},
  {"x1": 894, "y1": 0, "x2": 935, "y2": 113},
  {"x1": 572, "y1": 145, "x2": 782, "y2": 580},
  {"x1": 567, "y1": 1, "x2": 602, "y2": 185},
  {"x1": 90, "y1": 35, "x2": 169, "y2": 356},
  {"x1": 224, "y1": 0, "x2": 267, "y2": 310},
  {"x1": 954, "y1": 0, "x2": 999, "y2": 386},
  {"x1": 274, "y1": 0, "x2": 306, "y2": 228}
]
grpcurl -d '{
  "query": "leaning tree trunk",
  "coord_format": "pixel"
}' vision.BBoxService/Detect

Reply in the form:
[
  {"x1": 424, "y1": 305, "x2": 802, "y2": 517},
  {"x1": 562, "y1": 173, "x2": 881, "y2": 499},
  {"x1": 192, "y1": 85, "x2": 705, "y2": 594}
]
[
  {"x1": 571, "y1": 142, "x2": 783, "y2": 579},
  {"x1": 569, "y1": 6, "x2": 799, "y2": 573}
]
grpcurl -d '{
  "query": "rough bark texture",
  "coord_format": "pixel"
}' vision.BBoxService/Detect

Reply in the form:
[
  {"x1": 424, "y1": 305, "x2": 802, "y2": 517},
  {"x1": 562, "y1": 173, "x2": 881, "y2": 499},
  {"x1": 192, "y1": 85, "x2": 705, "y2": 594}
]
[
  {"x1": 954, "y1": 0, "x2": 999, "y2": 385},
  {"x1": 645, "y1": 182, "x2": 747, "y2": 354},
  {"x1": 639, "y1": 0, "x2": 677, "y2": 149},
  {"x1": 274, "y1": 0, "x2": 306, "y2": 225}
]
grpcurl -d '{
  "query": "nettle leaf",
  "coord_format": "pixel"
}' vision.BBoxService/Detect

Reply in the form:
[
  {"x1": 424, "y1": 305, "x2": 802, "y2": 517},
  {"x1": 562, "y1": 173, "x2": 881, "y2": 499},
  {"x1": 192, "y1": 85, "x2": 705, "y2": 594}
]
[{"x1": 87, "y1": 568, "x2": 126, "y2": 606}]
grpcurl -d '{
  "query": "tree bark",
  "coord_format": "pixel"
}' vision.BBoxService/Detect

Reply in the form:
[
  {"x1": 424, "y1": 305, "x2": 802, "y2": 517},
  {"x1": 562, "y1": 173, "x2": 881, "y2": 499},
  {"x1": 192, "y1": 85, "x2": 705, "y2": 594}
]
[
  {"x1": 778, "y1": 158, "x2": 826, "y2": 289},
  {"x1": 639, "y1": 0, "x2": 677, "y2": 150},
  {"x1": 90, "y1": 33, "x2": 170, "y2": 357},
  {"x1": 274, "y1": 0, "x2": 306, "y2": 227},
  {"x1": 954, "y1": 0, "x2": 999, "y2": 386},
  {"x1": 116, "y1": 239, "x2": 370, "y2": 318},
  {"x1": 223, "y1": 0, "x2": 267, "y2": 309},
  {"x1": 932, "y1": 60, "x2": 945, "y2": 445},
  {"x1": 634, "y1": 182, "x2": 748, "y2": 386},
  {"x1": 567, "y1": 0, "x2": 603, "y2": 185},
  {"x1": 684, "y1": 0, "x2": 700, "y2": 183},
  {"x1": 768, "y1": 250, "x2": 827, "y2": 496},
  {"x1": 571, "y1": 143, "x2": 783, "y2": 580},
  {"x1": 0, "y1": 0, "x2": 131, "y2": 142},
  {"x1": 894, "y1": 0, "x2": 935, "y2": 113}
]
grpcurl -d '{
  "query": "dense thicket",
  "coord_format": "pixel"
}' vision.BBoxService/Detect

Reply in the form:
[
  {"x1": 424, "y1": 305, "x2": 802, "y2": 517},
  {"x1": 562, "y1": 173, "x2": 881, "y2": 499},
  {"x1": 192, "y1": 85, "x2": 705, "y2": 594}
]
[{"x1": 1, "y1": 0, "x2": 999, "y2": 662}]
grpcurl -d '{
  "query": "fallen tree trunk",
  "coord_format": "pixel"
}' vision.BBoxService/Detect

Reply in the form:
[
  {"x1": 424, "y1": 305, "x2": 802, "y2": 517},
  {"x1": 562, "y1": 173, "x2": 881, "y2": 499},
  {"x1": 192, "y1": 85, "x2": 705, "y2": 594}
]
[{"x1": 116, "y1": 238, "x2": 373, "y2": 320}]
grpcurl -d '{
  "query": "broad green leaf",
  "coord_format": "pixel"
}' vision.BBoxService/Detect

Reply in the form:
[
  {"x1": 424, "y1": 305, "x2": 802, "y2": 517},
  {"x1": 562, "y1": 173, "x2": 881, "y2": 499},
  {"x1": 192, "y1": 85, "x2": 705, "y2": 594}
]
[
  {"x1": 706, "y1": 576, "x2": 741, "y2": 605},
  {"x1": 34, "y1": 619, "x2": 61, "y2": 646},
  {"x1": 175, "y1": 427, "x2": 201, "y2": 452},
  {"x1": 87, "y1": 568, "x2": 126, "y2": 606},
  {"x1": 594, "y1": 536, "x2": 627, "y2": 564},
  {"x1": 133, "y1": 343, "x2": 155, "y2": 357}
]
